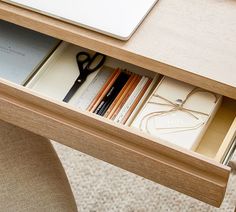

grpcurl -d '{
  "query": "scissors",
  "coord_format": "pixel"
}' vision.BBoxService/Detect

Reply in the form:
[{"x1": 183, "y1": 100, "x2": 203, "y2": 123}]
[{"x1": 63, "y1": 51, "x2": 106, "y2": 103}]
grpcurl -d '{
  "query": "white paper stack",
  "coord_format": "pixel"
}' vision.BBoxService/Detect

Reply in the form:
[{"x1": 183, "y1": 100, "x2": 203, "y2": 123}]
[{"x1": 131, "y1": 77, "x2": 222, "y2": 150}]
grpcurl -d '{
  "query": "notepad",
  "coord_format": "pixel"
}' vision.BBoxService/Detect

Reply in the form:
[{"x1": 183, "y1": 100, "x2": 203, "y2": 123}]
[{"x1": 0, "y1": 20, "x2": 59, "y2": 85}]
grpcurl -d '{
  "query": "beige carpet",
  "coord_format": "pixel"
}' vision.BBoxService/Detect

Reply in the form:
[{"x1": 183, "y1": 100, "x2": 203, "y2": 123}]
[{"x1": 52, "y1": 141, "x2": 236, "y2": 212}]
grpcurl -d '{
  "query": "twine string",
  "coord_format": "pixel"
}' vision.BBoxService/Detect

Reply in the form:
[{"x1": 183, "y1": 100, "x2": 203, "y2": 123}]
[{"x1": 139, "y1": 87, "x2": 218, "y2": 135}]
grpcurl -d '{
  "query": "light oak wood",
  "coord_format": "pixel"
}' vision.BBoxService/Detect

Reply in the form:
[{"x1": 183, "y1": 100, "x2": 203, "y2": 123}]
[
  {"x1": 214, "y1": 117, "x2": 236, "y2": 163},
  {"x1": 0, "y1": 78, "x2": 234, "y2": 207},
  {"x1": 0, "y1": 1, "x2": 236, "y2": 99},
  {"x1": 196, "y1": 99, "x2": 236, "y2": 161}
]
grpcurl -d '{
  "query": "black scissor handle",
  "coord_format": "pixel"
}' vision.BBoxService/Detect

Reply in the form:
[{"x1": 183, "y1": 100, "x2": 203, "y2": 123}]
[
  {"x1": 86, "y1": 53, "x2": 106, "y2": 73},
  {"x1": 76, "y1": 51, "x2": 91, "y2": 72},
  {"x1": 76, "y1": 51, "x2": 91, "y2": 64},
  {"x1": 76, "y1": 51, "x2": 106, "y2": 79}
]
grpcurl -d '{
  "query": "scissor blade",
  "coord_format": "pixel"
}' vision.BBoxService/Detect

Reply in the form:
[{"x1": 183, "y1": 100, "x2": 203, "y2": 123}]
[{"x1": 63, "y1": 82, "x2": 82, "y2": 103}]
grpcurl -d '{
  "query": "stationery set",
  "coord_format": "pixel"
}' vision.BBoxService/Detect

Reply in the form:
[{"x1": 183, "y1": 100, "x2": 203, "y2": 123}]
[
  {"x1": 86, "y1": 68, "x2": 153, "y2": 124},
  {"x1": 0, "y1": 21, "x2": 222, "y2": 151},
  {"x1": 26, "y1": 42, "x2": 158, "y2": 125}
]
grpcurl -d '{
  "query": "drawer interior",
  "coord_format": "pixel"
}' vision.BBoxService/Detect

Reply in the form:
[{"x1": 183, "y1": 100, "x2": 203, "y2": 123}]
[
  {"x1": 26, "y1": 42, "x2": 236, "y2": 164},
  {"x1": 1, "y1": 40, "x2": 236, "y2": 164}
]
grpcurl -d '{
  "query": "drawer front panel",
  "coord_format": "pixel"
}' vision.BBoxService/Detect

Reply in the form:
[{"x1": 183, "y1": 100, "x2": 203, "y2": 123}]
[{"x1": 0, "y1": 79, "x2": 230, "y2": 207}]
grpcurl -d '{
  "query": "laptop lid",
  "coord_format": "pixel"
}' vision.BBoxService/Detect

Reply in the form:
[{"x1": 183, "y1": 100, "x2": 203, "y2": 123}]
[{"x1": 3, "y1": 0, "x2": 158, "y2": 40}]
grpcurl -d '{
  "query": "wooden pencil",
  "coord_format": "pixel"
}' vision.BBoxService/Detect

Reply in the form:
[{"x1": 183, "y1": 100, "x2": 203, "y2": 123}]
[
  {"x1": 104, "y1": 72, "x2": 135, "y2": 118},
  {"x1": 94, "y1": 72, "x2": 130, "y2": 116},
  {"x1": 121, "y1": 78, "x2": 152, "y2": 124},
  {"x1": 87, "y1": 68, "x2": 121, "y2": 112},
  {"x1": 111, "y1": 74, "x2": 141, "y2": 120}
]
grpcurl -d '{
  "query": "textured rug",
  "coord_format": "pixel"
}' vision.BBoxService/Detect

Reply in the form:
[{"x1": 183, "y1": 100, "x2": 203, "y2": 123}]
[{"x1": 52, "y1": 141, "x2": 236, "y2": 212}]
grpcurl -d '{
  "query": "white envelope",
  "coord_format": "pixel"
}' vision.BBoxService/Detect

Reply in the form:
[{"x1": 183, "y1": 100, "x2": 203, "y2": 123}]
[{"x1": 131, "y1": 77, "x2": 222, "y2": 150}]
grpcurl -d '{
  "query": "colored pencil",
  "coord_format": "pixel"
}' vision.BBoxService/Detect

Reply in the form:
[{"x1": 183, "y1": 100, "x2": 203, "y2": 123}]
[{"x1": 87, "y1": 68, "x2": 121, "y2": 112}]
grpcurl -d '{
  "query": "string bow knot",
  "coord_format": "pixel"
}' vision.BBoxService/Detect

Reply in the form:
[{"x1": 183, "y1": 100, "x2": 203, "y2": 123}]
[{"x1": 139, "y1": 88, "x2": 218, "y2": 134}]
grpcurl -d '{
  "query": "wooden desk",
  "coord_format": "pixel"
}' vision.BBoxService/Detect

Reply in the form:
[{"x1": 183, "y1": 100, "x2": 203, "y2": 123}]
[{"x1": 0, "y1": 0, "x2": 236, "y2": 207}]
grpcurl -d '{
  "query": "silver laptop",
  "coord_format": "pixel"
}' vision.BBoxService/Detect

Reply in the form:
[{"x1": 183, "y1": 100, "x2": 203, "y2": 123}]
[{"x1": 3, "y1": 0, "x2": 158, "y2": 40}]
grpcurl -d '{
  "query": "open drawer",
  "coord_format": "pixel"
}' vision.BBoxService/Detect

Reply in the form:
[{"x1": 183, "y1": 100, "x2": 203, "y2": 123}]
[{"x1": 0, "y1": 42, "x2": 236, "y2": 207}]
